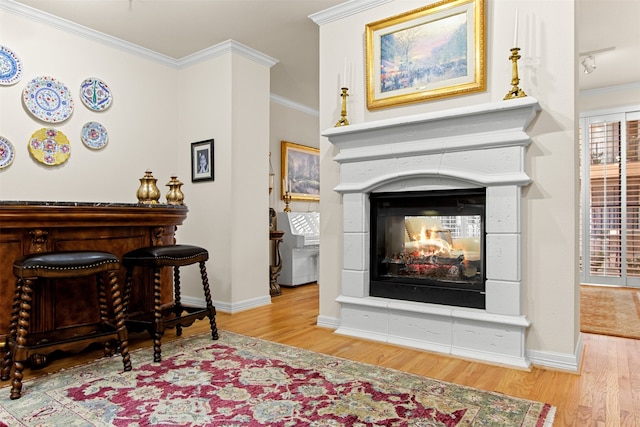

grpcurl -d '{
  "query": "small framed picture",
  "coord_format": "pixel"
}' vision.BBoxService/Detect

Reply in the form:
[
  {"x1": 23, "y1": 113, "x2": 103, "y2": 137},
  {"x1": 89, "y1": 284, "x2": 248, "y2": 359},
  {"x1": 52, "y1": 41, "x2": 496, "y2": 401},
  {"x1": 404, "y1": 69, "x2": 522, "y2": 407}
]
[{"x1": 191, "y1": 139, "x2": 214, "y2": 182}]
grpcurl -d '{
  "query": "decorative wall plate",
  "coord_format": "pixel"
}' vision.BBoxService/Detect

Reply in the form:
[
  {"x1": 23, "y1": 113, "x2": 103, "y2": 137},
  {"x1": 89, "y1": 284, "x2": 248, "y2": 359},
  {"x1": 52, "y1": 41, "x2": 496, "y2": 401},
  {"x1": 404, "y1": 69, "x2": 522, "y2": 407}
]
[
  {"x1": 28, "y1": 128, "x2": 71, "y2": 166},
  {"x1": 81, "y1": 121, "x2": 108, "y2": 149},
  {"x1": 0, "y1": 136, "x2": 15, "y2": 169},
  {"x1": 0, "y1": 45, "x2": 23, "y2": 86},
  {"x1": 22, "y1": 76, "x2": 74, "y2": 123},
  {"x1": 80, "y1": 77, "x2": 112, "y2": 111}
]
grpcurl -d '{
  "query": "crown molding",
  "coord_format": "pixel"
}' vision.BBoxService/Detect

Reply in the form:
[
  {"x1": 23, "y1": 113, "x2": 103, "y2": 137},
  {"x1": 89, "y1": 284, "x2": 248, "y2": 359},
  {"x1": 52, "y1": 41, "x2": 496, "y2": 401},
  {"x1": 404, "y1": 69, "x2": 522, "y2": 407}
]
[
  {"x1": 579, "y1": 81, "x2": 640, "y2": 98},
  {"x1": 270, "y1": 94, "x2": 319, "y2": 117},
  {"x1": 1, "y1": 0, "x2": 316, "y2": 116},
  {"x1": 0, "y1": 0, "x2": 180, "y2": 67},
  {"x1": 0, "y1": 0, "x2": 278, "y2": 69},
  {"x1": 309, "y1": 0, "x2": 392, "y2": 26},
  {"x1": 179, "y1": 40, "x2": 278, "y2": 68}
]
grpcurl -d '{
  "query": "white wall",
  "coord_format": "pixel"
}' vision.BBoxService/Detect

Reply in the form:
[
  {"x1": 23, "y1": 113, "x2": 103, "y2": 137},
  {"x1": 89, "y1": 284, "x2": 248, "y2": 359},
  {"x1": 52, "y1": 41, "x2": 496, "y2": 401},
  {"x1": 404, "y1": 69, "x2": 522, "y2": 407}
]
[
  {"x1": 315, "y1": 0, "x2": 580, "y2": 368},
  {"x1": 0, "y1": 10, "x2": 179, "y2": 202}
]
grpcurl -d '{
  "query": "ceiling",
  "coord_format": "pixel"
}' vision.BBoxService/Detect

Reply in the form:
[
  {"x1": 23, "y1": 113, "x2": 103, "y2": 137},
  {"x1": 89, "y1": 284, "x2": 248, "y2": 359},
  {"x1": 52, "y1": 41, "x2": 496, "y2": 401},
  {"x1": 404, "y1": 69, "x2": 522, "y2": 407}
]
[{"x1": 7, "y1": 0, "x2": 640, "y2": 110}]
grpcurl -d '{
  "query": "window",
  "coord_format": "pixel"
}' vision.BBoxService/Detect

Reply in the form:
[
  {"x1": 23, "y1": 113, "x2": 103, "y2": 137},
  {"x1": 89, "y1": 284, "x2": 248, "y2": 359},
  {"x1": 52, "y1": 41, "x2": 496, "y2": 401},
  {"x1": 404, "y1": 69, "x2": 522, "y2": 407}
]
[{"x1": 581, "y1": 110, "x2": 640, "y2": 286}]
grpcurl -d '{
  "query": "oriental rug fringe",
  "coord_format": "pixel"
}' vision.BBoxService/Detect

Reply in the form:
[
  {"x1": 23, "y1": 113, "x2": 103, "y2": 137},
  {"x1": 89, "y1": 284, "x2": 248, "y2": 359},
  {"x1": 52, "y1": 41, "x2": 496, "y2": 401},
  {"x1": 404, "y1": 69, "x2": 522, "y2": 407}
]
[{"x1": 0, "y1": 331, "x2": 555, "y2": 426}]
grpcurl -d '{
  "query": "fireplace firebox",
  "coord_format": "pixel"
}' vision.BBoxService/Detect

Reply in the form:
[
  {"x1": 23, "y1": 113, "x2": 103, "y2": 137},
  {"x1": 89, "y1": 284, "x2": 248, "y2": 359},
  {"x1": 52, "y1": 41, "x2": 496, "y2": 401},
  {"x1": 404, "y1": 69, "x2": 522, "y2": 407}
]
[{"x1": 370, "y1": 188, "x2": 486, "y2": 309}]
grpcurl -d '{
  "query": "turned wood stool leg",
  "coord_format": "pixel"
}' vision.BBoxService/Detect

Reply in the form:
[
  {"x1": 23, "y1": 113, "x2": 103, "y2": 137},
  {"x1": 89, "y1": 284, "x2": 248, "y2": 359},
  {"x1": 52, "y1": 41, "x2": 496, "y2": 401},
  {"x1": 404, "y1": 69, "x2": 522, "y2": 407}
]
[
  {"x1": 108, "y1": 270, "x2": 131, "y2": 371},
  {"x1": 173, "y1": 266, "x2": 183, "y2": 337},
  {"x1": 153, "y1": 267, "x2": 164, "y2": 362},
  {"x1": 123, "y1": 268, "x2": 133, "y2": 316},
  {"x1": 1, "y1": 278, "x2": 23, "y2": 381},
  {"x1": 10, "y1": 278, "x2": 33, "y2": 400},
  {"x1": 96, "y1": 273, "x2": 115, "y2": 356},
  {"x1": 199, "y1": 261, "x2": 219, "y2": 340}
]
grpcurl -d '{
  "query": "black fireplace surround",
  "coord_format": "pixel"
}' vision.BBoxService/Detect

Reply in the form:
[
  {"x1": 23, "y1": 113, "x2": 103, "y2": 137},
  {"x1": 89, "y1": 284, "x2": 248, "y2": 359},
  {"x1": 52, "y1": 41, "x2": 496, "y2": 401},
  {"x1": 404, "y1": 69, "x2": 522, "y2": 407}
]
[{"x1": 370, "y1": 188, "x2": 486, "y2": 309}]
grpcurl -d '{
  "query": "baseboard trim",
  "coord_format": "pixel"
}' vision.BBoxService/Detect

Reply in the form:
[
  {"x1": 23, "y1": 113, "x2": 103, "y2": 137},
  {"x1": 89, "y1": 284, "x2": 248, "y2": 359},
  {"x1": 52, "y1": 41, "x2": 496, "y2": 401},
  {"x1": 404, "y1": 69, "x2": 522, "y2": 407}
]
[
  {"x1": 181, "y1": 295, "x2": 272, "y2": 314},
  {"x1": 316, "y1": 315, "x2": 340, "y2": 329},
  {"x1": 527, "y1": 333, "x2": 583, "y2": 373}
]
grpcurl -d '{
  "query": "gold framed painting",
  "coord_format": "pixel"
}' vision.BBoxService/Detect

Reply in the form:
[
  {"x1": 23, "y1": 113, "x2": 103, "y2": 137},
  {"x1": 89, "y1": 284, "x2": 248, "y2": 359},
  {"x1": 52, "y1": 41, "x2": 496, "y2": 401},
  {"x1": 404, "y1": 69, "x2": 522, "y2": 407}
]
[
  {"x1": 365, "y1": 0, "x2": 485, "y2": 110},
  {"x1": 281, "y1": 141, "x2": 319, "y2": 202}
]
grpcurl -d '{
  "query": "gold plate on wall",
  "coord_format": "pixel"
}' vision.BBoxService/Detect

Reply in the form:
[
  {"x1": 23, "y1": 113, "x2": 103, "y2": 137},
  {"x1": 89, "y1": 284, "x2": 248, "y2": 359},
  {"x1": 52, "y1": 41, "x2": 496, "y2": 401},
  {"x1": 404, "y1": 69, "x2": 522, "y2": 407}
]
[{"x1": 28, "y1": 128, "x2": 71, "y2": 166}]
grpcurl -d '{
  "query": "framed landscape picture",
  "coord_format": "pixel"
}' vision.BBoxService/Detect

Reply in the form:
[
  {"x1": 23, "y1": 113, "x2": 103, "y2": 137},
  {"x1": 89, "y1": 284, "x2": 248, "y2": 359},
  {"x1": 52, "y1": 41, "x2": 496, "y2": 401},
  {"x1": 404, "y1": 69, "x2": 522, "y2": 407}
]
[
  {"x1": 191, "y1": 139, "x2": 214, "y2": 182},
  {"x1": 281, "y1": 141, "x2": 319, "y2": 202},
  {"x1": 365, "y1": 0, "x2": 485, "y2": 110}
]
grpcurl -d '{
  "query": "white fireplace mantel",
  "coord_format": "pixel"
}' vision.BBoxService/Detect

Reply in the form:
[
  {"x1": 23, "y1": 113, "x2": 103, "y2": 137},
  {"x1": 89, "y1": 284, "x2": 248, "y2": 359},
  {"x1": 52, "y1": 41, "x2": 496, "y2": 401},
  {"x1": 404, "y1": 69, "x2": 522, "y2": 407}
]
[{"x1": 322, "y1": 97, "x2": 541, "y2": 369}]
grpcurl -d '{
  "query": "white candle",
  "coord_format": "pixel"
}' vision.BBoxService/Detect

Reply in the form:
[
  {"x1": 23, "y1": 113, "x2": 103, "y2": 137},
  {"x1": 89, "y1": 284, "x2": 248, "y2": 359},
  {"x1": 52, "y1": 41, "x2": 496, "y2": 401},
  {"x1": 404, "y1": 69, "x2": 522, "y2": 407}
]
[
  {"x1": 343, "y1": 57, "x2": 347, "y2": 87},
  {"x1": 513, "y1": 8, "x2": 519, "y2": 47}
]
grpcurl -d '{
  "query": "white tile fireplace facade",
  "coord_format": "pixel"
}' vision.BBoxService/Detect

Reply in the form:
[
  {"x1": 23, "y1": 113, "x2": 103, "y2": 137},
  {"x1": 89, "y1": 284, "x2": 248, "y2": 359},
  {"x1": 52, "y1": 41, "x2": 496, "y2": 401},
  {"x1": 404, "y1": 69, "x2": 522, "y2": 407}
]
[{"x1": 322, "y1": 97, "x2": 541, "y2": 369}]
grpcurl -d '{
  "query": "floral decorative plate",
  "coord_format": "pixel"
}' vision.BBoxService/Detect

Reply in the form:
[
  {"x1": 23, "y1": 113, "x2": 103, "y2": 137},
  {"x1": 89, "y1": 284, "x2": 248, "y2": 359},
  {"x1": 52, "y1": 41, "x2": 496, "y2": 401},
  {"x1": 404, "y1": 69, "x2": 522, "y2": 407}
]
[
  {"x1": 23, "y1": 76, "x2": 74, "y2": 123},
  {"x1": 81, "y1": 121, "x2": 108, "y2": 149},
  {"x1": 0, "y1": 45, "x2": 23, "y2": 86},
  {"x1": 80, "y1": 77, "x2": 112, "y2": 111},
  {"x1": 28, "y1": 128, "x2": 71, "y2": 166},
  {"x1": 0, "y1": 136, "x2": 15, "y2": 169}
]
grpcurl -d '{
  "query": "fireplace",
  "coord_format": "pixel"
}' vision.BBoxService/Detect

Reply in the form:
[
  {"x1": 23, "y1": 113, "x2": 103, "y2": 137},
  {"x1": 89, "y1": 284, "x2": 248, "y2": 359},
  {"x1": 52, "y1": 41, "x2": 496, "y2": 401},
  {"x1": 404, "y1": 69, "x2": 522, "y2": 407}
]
[
  {"x1": 370, "y1": 189, "x2": 485, "y2": 309},
  {"x1": 322, "y1": 97, "x2": 541, "y2": 369}
]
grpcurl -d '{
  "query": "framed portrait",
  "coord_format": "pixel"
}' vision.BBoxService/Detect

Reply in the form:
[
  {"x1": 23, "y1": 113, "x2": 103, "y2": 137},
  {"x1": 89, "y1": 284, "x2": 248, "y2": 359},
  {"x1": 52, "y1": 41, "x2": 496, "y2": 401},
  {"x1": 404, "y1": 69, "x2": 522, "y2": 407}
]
[
  {"x1": 365, "y1": 0, "x2": 485, "y2": 110},
  {"x1": 281, "y1": 141, "x2": 319, "y2": 202},
  {"x1": 191, "y1": 139, "x2": 214, "y2": 182}
]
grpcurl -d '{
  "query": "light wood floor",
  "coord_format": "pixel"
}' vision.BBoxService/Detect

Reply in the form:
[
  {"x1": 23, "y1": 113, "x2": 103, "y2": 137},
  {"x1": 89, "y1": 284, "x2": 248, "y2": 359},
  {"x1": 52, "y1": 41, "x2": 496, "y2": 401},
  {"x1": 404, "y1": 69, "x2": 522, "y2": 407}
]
[{"x1": 4, "y1": 284, "x2": 640, "y2": 426}]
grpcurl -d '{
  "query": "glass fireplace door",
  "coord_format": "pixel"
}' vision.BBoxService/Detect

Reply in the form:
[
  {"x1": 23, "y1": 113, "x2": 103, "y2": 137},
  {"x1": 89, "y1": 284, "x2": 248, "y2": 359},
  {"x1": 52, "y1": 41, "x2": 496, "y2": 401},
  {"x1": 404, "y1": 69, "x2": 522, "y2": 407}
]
[{"x1": 370, "y1": 188, "x2": 486, "y2": 309}]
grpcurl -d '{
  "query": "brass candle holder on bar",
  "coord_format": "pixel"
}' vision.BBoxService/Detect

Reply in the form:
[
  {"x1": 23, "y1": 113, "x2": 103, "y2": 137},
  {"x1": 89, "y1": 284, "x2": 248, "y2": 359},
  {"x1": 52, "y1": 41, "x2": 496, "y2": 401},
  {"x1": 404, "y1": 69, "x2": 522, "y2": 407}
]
[
  {"x1": 335, "y1": 87, "x2": 350, "y2": 127},
  {"x1": 504, "y1": 48, "x2": 527, "y2": 100},
  {"x1": 283, "y1": 191, "x2": 292, "y2": 212}
]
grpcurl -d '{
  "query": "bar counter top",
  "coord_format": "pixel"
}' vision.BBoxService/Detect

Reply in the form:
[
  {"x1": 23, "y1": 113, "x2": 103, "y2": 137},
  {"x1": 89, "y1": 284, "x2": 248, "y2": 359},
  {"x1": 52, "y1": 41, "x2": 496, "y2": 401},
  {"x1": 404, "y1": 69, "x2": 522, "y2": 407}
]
[{"x1": 0, "y1": 201, "x2": 189, "y2": 228}]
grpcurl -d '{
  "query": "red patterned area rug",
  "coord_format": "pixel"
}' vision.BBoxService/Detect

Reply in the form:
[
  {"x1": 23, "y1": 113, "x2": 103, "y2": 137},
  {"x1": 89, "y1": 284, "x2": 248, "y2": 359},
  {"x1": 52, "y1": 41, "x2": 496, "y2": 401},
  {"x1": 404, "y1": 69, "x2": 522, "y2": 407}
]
[{"x1": 0, "y1": 331, "x2": 555, "y2": 426}]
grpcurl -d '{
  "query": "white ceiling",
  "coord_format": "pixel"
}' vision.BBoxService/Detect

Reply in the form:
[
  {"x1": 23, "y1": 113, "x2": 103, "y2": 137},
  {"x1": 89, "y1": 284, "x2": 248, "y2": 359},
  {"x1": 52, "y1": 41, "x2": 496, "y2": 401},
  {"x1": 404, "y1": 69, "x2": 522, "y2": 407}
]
[{"x1": 7, "y1": 0, "x2": 640, "y2": 110}]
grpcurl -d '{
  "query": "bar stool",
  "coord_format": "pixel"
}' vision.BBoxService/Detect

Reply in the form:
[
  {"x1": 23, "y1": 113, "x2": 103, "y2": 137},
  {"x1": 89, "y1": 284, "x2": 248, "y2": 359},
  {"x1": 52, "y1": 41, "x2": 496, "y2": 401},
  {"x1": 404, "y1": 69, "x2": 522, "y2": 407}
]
[
  {"x1": 1, "y1": 251, "x2": 132, "y2": 400},
  {"x1": 122, "y1": 244, "x2": 218, "y2": 362}
]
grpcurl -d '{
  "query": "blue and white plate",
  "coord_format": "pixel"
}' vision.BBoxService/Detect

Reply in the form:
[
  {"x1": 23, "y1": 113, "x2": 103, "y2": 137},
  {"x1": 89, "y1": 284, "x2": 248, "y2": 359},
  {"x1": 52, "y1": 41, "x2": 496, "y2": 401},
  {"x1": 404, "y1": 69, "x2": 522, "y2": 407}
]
[
  {"x1": 0, "y1": 136, "x2": 15, "y2": 169},
  {"x1": 23, "y1": 76, "x2": 74, "y2": 123},
  {"x1": 80, "y1": 77, "x2": 113, "y2": 111},
  {"x1": 0, "y1": 45, "x2": 23, "y2": 86},
  {"x1": 81, "y1": 121, "x2": 108, "y2": 149}
]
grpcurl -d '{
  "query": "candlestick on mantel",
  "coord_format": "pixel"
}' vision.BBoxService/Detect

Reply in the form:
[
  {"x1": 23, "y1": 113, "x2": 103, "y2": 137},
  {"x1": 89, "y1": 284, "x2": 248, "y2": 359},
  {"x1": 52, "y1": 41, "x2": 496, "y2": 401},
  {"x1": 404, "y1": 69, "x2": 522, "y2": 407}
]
[
  {"x1": 504, "y1": 47, "x2": 527, "y2": 100},
  {"x1": 335, "y1": 87, "x2": 350, "y2": 127}
]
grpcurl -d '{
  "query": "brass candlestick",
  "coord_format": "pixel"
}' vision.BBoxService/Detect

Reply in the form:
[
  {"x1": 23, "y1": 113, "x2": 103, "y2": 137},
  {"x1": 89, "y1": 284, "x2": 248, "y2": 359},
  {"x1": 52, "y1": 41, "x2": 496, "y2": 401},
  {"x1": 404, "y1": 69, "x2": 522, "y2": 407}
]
[
  {"x1": 335, "y1": 87, "x2": 350, "y2": 127},
  {"x1": 283, "y1": 191, "x2": 292, "y2": 212},
  {"x1": 504, "y1": 48, "x2": 527, "y2": 100}
]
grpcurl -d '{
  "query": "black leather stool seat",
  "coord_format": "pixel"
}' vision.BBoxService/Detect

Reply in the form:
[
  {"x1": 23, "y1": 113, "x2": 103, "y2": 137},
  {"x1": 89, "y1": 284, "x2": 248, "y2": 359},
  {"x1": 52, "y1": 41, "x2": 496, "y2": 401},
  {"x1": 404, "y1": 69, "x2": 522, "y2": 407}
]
[
  {"x1": 122, "y1": 244, "x2": 218, "y2": 362},
  {"x1": 14, "y1": 251, "x2": 121, "y2": 277},
  {"x1": 2, "y1": 251, "x2": 132, "y2": 400},
  {"x1": 122, "y1": 245, "x2": 208, "y2": 267}
]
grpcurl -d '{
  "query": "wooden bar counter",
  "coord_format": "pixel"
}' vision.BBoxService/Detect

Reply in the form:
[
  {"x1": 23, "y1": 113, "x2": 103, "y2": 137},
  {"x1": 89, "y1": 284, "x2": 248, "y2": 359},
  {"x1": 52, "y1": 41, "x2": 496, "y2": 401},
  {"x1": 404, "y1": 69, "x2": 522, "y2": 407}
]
[{"x1": 0, "y1": 201, "x2": 189, "y2": 356}]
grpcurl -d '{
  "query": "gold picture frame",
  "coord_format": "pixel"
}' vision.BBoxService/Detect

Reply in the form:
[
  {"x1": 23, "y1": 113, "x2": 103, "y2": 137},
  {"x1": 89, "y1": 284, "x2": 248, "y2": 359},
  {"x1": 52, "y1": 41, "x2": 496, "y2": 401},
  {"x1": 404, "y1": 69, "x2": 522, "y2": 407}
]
[
  {"x1": 365, "y1": 0, "x2": 485, "y2": 110},
  {"x1": 281, "y1": 141, "x2": 320, "y2": 202}
]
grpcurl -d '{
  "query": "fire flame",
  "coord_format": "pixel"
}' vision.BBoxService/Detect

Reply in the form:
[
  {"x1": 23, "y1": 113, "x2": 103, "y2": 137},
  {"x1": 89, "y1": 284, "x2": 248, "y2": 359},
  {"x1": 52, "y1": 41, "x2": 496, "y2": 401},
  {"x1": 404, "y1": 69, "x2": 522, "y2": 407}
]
[{"x1": 414, "y1": 225, "x2": 450, "y2": 256}]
